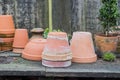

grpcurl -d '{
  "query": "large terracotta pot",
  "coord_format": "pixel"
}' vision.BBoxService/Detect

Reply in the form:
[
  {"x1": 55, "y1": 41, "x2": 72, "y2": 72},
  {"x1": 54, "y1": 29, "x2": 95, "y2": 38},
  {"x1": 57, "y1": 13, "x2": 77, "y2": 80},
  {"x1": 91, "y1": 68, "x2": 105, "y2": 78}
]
[
  {"x1": 42, "y1": 32, "x2": 72, "y2": 67},
  {"x1": 22, "y1": 39, "x2": 46, "y2": 61},
  {"x1": 70, "y1": 32, "x2": 97, "y2": 63},
  {"x1": 0, "y1": 15, "x2": 15, "y2": 51},
  {"x1": 30, "y1": 28, "x2": 44, "y2": 40},
  {"x1": 95, "y1": 34, "x2": 118, "y2": 53},
  {"x1": 13, "y1": 29, "x2": 29, "y2": 53}
]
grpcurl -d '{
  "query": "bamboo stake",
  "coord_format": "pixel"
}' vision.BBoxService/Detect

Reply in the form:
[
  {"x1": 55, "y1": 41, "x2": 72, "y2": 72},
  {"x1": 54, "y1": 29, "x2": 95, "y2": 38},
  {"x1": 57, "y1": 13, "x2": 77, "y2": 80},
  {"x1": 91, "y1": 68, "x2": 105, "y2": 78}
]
[{"x1": 48, "y1": 0, "x2": 53, "y2": 32}]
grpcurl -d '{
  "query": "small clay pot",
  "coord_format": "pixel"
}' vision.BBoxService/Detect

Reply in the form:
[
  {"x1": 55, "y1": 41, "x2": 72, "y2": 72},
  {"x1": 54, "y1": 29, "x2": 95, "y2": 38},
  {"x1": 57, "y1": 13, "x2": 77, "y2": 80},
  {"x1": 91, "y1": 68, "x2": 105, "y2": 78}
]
[
  {"x1": 70, "y1": 32, "x2": 97, "y2": 63},
  {"x1": 22, "y1": 39, "x2": 46, "y2": 61},
  {"x1": 30, "y1": 28, "x2": 44, "y2": 40},
  {"x1": 13, "y1": 29, "x2": 29, "y2": 53},
  {"x1": 13, "y1": 29, "x2": 29, "y2": 48}
]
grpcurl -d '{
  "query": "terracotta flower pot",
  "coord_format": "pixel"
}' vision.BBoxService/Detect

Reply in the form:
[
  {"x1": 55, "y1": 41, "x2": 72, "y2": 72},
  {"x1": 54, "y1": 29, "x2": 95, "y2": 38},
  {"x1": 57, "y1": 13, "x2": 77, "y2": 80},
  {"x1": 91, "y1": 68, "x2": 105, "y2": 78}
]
[
  {"x1": 42, "y1": 32, "x2": 72, "y2": 67},
  {"x1": 22, "y1": 39, "x2": 47, "y2": 61},
  {"x1": 0, "y1": 15, "x2": 15, "y2": 34},
  {"x1": 70, "y1": 32, "x2": 97, "y2": 63},
  {"x1": 13, "y1": 29, "x2": 29, "y2": 53},
  {"x1": 30, "y1": 28, "x2": 44, "y2": 40},
  {"x1": 0, "y1": 15, "x2": 15, "y2": 51},
  {"x1": 95, "y1": 34, "x2": 118, "y2": 53}
]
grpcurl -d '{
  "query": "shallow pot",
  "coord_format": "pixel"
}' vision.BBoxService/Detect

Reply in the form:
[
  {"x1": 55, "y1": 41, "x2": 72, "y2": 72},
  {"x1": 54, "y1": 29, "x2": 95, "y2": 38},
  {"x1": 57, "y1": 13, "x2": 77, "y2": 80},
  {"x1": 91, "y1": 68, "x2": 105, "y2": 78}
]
[{"x1": 22, "y1": 39, "x2": 46, "y2": 61}]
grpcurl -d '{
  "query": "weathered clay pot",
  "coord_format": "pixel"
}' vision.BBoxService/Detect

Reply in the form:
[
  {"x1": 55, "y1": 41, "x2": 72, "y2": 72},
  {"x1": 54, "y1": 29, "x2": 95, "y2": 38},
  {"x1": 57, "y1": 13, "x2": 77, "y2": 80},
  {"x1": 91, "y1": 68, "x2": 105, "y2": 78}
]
[
  {"x1": 95, "y1": 34, "x2": 118, "y2": 53},
  {"x1": 42, "y1": 32, "x2": 72, "y2": 67},
  {"x1": 30, "y1": 28, "x2": 44, "y2": 40},
  {"x1": 0, "y1": 38, "x2": 13, "y2": 51},
  {"x1": 22, "y1": 39, "x2": 46, "y2": 61},
  {"x1": 70, "y1": 32, "x2": 97, "y2": 63},
  {"x1": 0, "y1": 15, "x2": 15, "y2": 51},
  {"x1": 42, "y1": 32, "x2": 72, "y2": 61},
  {"x1": 13, "y1": 29, "x2": 29, "y2": 53}
]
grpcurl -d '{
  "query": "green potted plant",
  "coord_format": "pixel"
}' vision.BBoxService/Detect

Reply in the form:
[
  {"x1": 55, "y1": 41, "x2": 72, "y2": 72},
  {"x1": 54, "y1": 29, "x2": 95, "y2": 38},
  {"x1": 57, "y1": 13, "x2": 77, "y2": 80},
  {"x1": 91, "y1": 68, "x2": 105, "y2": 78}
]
[
  {"x1": 102, "y1": 52, "x2": 116, "y2": 62},
  {"x1": 95, "y1": 0, "x2": 120, "y2": 53}
]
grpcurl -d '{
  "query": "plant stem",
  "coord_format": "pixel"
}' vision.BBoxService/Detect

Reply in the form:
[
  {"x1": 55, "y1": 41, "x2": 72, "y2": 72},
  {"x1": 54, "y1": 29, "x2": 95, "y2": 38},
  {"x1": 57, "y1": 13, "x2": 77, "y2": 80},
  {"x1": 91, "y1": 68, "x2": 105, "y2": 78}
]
[{"x1": 48, "y1": 0, "x2": 53, "y2": 32}]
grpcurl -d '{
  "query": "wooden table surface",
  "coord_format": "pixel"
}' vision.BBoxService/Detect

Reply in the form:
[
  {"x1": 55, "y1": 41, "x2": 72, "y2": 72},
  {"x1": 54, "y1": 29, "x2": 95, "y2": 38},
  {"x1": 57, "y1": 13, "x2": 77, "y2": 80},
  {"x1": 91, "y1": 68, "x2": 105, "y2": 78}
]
[{"x1": 0, "y1": 51, "x2": 120, "y2": 78}]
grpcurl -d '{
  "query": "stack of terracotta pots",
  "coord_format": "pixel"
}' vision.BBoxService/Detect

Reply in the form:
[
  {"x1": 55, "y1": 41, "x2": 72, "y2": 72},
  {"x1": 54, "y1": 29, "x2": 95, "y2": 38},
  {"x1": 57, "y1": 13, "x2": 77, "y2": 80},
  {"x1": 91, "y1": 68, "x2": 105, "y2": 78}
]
[
  {"x1": 70, "y1": 32, "x2": 97, "y2": 63},
  {"x1": 42, "y1": 32, "x2": 72, "y2": 67},
  {"x1": 13, "y1": 29, "x2": 29, "y2": 53},
  {"x1": 0, "y1": 15, "x2": 15, "y2": 51},
  {"x1": 22, "y1": 39, "x2": 46, "y2": 61}
]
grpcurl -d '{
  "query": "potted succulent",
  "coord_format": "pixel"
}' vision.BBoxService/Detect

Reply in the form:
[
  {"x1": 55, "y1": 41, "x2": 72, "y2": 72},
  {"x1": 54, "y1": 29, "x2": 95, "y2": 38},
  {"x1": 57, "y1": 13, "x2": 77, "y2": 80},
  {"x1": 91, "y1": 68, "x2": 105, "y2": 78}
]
[{"x1": 95, "y1": 0, "x2": 120, "y2": 53}]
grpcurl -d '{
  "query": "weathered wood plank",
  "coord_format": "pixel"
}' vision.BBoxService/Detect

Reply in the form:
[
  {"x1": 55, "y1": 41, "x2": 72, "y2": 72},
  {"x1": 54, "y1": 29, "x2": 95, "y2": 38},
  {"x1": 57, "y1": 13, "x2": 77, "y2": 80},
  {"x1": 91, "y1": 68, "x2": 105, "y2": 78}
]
[
  {"x1": 36, "y1": 0, "x2": 48, "y2": 29},
  {"x1": 3, "y1": 0, "x2": 37, "y2": 36},
  {"x1": 71, "y1": 0, "x2": 78, "y2": 33},
  {"x1": 71, "y1": 0, "x2": 101, "y2": 34},
  {"x1": 15, "y1": 0, "x2": 37, "y2": 31},
  {"x1": 1, "y1": 0, "x2": 118, "y2": 35},
  {"x1": 0, "y1": 0, "x2": 4, "y2": 14},
  {"x1": 52, "y1": 0, "x2": 72, "y2": 34},
  {"x1": 85, "y1": 0, "x2": 101, "y2": 33}
]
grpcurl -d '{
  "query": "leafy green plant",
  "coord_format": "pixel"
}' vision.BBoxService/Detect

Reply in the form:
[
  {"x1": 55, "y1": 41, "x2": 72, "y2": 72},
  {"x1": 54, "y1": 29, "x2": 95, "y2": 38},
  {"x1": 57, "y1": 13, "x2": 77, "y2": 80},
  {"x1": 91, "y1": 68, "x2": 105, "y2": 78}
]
[
  {"x1": 102, "y1": 52, "x2": 116, "y2": 62},
  {"x1": 52, "y1": 29, "x2": 61, "y2": 32},
  {"x1": 68, "y1": 34, "x2": 72, "y2": 43},
  {"x1": 99, "y1": 0, "x2": 120, "y2": 36},
  {"x1": 43, "y1": 28, "x2": 49, "y2": 39},
  {"x1": 43, "y1": 28, "x2": 62, "y2": 39}
]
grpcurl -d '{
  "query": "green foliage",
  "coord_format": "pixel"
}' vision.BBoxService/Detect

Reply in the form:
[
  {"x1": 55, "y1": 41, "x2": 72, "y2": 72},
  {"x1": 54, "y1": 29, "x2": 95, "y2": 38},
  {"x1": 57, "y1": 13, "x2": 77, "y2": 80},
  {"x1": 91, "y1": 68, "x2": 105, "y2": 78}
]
[
  {"x1": 43, "y1": 28, "x2": 62, "y2": 39},
  {"x1": 52, "y1": 29, "x2": 61, "y2": 32},
  {"x1": 102, "y1": 52, "x2": 116, "y2": 62},
  {"x1": 99, "y1": 0, "x2": 120, "y2": 35},
  {"x1": 68, "y1": 34, "x2": 72, "y2": 42},
  {"x1": 43, "y1": 28, "x2": 49, "y2": 39}
]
